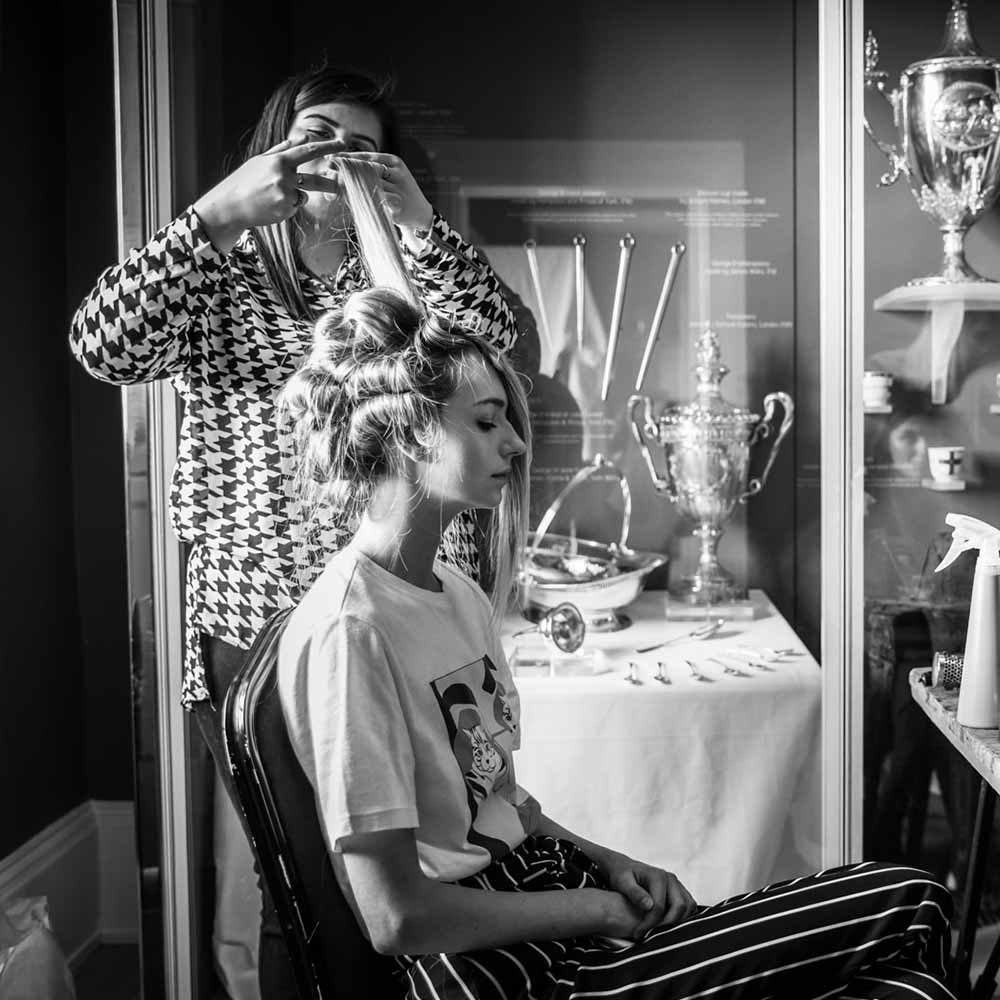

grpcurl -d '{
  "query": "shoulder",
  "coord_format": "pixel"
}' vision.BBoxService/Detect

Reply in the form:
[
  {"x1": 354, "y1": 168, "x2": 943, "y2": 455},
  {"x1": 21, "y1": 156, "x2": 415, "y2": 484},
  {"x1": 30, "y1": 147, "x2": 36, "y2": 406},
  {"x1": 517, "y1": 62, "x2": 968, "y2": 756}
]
[
  {"x1": 437, "y1": 560, "x2": 493, "y2": 618},
  {"x1": 282, "y1": 556, "x2": 390, "y2": 663}
]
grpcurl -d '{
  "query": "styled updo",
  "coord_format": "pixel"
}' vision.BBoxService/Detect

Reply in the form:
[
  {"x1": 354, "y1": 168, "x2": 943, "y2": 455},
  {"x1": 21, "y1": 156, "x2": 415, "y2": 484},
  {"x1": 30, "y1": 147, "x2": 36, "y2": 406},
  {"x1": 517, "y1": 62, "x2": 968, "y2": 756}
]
[{"x1": 279, "y1": 287, "x2": 531, "y2": 615}]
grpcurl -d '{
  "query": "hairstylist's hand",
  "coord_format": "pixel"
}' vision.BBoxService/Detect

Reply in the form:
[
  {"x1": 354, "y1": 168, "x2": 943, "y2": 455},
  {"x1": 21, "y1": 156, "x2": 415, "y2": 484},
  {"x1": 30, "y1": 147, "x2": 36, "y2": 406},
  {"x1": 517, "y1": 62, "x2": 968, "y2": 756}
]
[
  {"x1": 335, "y1": 151, "x2": 434, "y2": 245},
  {"x1": 193, "y1": 137, "x2": 344, "y2": 254},
  {"x1": 602, "y1": 851, "x2": 698, "y2": 940}
]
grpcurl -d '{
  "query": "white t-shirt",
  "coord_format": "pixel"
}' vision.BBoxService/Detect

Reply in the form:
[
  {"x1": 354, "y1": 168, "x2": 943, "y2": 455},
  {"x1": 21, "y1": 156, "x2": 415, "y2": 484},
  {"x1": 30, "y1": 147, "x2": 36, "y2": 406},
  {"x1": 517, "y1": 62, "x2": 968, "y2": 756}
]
[{"x1": 278, "y1": 544, "x2": 536, "y2": 882}]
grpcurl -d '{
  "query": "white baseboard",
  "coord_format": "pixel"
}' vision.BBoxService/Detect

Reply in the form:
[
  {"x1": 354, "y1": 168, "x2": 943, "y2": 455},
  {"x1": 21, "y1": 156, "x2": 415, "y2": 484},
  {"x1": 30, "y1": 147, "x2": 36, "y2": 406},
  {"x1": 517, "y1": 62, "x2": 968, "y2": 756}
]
[{"x1": 0, "y1": 800, "x2": 139, "y2": 967}]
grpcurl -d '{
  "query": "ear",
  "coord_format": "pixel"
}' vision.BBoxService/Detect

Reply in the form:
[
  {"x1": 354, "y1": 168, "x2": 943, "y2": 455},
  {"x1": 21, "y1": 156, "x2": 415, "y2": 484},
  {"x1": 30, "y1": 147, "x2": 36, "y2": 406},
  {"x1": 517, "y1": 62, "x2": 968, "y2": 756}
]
[{"x1": 397, "y1": 441, "x2": 437, "y2": 474}]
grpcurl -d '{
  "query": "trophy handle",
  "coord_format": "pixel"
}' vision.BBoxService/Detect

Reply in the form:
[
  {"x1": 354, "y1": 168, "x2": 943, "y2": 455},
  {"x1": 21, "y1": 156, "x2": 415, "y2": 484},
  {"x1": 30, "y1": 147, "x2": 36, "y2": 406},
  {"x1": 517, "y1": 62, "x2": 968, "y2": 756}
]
[
  {"x1": 741, "y1": 391, "x2": 794, "y2": 501},
  {"x1": 530, "y1": 452, "x2": 633, "y2": 560},
  {"x1": 628, "y1": 394, "x2": 677, "y2": 501},
  {"x1": 863, "y1": 29, "x2": 908, "y2": 187}
]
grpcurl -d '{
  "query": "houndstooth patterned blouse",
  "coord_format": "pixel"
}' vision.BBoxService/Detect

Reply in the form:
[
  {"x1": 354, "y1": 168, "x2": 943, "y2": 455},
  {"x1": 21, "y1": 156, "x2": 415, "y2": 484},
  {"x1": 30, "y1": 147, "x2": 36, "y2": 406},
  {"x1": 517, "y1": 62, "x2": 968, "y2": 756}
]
[{"x1": 69, "y1": 206, "x2": 518, "y2": 708}]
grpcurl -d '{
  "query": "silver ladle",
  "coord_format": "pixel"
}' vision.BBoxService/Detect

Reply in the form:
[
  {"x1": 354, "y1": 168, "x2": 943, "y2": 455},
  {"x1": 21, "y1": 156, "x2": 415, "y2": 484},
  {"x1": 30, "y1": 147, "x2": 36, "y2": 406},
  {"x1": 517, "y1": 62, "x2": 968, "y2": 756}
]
[{"x1": 635, "y1": 617, "x2": 726, "y2": 655}]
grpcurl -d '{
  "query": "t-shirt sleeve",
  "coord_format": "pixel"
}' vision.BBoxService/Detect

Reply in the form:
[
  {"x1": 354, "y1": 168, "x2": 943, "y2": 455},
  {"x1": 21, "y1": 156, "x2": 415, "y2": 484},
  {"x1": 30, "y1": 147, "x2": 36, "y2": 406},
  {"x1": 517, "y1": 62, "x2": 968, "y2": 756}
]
[{"x1": 282, "y1": 614, "x2": 419, "y2": 851}]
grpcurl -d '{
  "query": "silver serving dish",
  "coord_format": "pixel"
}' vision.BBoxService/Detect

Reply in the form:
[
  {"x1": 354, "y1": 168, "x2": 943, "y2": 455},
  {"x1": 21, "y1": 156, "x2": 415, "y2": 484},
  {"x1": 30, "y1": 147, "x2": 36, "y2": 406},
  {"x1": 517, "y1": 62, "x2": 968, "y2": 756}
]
[{"x1": 520, "y1": 454, "x2": 667, "y2": 631}]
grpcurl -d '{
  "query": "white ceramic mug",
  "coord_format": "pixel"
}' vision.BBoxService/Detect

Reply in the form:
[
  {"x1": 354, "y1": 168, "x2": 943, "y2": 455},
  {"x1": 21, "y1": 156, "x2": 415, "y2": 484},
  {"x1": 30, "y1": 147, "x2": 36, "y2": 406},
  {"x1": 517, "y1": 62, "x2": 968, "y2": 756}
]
[
  {"x1": 927, "y1": 445, "x2": 965, "y2": 482},
  {"x1": 863, "y1": 370, "x2": 893, "y2": 407}
]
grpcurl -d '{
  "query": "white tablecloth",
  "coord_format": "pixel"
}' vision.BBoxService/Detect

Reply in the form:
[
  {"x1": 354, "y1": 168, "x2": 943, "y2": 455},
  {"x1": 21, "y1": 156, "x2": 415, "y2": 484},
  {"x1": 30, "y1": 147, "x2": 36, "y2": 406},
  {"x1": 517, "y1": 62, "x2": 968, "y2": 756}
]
[{"x1": 500, "y1": 590, "x2": 821, "y2": 905}]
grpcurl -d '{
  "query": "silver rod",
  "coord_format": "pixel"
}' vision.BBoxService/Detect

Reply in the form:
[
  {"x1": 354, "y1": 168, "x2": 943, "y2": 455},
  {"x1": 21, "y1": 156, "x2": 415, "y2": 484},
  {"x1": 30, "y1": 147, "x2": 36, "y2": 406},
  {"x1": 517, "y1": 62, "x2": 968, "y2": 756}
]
[
  {"x1": 601, "y1": 233, "x2": 636, "y2": 401},
  {"x1": 634, "y1": 241, "x2": 686, "y2": 392},
  {"x1": 573, "y1": 234, "x2": 586, "y2": 352},
  {"x1": 524, "y1": 239, "x2": 553, "y2": 349}
]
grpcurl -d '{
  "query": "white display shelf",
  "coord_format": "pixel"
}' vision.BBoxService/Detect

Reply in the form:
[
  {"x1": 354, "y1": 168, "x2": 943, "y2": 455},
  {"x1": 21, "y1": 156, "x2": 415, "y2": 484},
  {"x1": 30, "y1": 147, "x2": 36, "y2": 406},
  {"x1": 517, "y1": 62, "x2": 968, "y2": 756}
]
[
  {"x1": 873, "y1": 283, "x2": 1000, "y2": 405},
  {"x1": 863, "y1": 404, "x2": 892, "y2": 414},
  {"x1": 920, "y1": 478, "x2": 968, "y2": 492}
]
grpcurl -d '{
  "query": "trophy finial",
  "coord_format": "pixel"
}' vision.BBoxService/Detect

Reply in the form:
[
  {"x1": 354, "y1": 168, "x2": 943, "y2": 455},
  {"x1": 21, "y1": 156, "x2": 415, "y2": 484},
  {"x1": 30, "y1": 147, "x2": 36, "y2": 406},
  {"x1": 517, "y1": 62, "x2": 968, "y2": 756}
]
[
  {"x1": 865, "y1": 30, "x2": 880, "y2": 74},
  {"x1": 936, "y1": 0, "x2": 984, "y2": 58},
  {"x1": 693, "y1": 329, "x2": 728, "y2": 393}
]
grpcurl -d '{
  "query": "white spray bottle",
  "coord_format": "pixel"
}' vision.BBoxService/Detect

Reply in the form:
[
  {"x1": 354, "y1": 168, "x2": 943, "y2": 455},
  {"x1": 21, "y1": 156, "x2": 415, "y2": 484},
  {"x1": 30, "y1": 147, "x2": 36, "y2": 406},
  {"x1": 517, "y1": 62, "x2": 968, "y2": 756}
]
[{"x1": 935, "y1": 513, "x2": 1000, "y2": 728}]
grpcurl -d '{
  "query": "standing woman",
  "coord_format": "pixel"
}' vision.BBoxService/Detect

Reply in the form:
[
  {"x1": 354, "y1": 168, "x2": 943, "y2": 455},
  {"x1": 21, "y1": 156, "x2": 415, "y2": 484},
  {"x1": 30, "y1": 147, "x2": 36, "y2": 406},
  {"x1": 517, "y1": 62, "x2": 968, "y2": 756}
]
[
  {"x1": 278, "y1": 286, "x2": 956, "y2": 1000},
  {"x1": 69, "y1": 66, "x2": 518, "y2": 998}
]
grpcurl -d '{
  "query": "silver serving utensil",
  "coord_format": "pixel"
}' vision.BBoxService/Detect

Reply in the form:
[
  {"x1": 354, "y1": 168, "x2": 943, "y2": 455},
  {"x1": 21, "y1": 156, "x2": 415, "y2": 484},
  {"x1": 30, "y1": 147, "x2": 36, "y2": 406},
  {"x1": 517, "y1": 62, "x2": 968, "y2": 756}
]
[
  {"x1": 573, "y1": 234, "x2": 586, "y2": 352},
  {"x1": 723, "y1": 649, "x2": 777, "y2": 672},
  {"x1": 732, "y1": 644, "x2": 801, "y2": 661},
  {"x1": 634, "y1": 241, "x2": 686, "y2": 393},
  {"x1": 707, "y1": 656, "x2": 752, "y2": 678},
  {"x1": 636, "y1": 618, "x2": 726, "y2": 655},
  {"x1": 685, "y1": 659, "x2": 714, "y2": 683},
  {"x1": 600, "y1": 233, "x2": 636, "y2": 401}
]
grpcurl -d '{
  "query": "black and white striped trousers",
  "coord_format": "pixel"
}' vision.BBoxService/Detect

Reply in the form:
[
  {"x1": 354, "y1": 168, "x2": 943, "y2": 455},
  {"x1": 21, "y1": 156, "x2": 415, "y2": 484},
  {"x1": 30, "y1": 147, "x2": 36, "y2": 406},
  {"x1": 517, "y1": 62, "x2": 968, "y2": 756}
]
[{"x1": 398, "y1": 837, "x2": 955, "y2": 1000}]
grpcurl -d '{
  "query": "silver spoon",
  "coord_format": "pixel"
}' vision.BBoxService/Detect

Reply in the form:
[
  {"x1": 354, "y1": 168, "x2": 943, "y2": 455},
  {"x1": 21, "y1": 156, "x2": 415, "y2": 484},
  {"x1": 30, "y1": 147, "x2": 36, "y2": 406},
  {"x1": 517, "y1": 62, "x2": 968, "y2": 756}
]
[
  {"x1": 636, "y1": 618, "x2": 726, "y2": 655},
  {"x1": 722, "y1": 649, "x2": 776, "y2": 672},
  {"x1": 707, "y1": 656, "x2": 752, "y2": 678},
  {"x1": 686, "y1": 659, "x2": 714, "y2": 683}
]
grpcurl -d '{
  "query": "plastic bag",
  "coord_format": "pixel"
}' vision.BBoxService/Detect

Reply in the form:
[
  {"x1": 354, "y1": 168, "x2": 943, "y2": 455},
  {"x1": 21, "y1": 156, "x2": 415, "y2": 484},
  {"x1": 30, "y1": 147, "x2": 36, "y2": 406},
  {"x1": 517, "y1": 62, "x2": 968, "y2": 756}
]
[{"x1": 0, "y1": 896, "x2": 76, "y2": 1000}]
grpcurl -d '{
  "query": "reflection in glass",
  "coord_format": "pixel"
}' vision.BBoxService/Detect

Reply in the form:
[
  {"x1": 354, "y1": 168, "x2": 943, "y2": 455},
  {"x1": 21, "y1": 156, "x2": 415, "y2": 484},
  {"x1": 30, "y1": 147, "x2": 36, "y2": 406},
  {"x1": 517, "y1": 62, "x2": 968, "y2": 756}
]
[{"x1": 862, "y1": 0, "x2": 1000, "y2": 936}]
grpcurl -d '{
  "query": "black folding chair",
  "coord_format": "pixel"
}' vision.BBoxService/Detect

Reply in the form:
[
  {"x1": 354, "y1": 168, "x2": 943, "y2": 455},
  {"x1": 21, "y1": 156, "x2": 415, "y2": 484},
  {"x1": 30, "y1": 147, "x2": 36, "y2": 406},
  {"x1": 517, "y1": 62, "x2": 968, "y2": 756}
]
[{"x1": 222, "y1": 608, "x2": 400, "y2": 999}]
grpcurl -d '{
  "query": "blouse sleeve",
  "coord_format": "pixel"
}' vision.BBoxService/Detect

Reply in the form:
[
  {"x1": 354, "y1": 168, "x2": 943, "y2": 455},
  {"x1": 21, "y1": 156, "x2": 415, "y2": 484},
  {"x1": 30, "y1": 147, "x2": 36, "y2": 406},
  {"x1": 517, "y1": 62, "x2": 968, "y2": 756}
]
[
  {"x1": 68, "y1": 206, "x2": 229, "y2": 384},
  {"x1": 281, "y1": 614, "x2": 419, "y2": 851},
  {"x1": 402, "y1": 213, "x2": 518, "y2": 356}
]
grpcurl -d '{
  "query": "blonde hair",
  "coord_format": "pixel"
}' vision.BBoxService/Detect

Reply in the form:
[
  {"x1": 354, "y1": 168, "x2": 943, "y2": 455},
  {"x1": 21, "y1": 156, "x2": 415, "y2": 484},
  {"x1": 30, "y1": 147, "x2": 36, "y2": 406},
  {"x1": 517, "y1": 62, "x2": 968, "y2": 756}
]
[
  {"x1": 257, "y1": 159, "x2": 417, "y2": 319},
  {"x1": 279, "y1": 288, "x2": 531, "y2": 617}
]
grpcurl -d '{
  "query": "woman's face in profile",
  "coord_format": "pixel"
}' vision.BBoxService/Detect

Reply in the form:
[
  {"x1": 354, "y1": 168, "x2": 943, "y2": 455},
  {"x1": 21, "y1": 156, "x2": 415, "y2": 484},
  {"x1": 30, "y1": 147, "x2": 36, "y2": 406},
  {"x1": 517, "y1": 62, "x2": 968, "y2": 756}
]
[{"x1": 289, "y1": 101, "x2": 384, "y2": 228}]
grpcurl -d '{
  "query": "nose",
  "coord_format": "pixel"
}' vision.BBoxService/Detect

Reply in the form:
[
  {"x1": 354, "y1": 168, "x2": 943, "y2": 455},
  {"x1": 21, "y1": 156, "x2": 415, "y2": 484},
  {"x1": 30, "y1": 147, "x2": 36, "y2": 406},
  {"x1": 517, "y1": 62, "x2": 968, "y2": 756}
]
[{"x1": 503, "y1": 427, "x2": 527, "y2": 459}]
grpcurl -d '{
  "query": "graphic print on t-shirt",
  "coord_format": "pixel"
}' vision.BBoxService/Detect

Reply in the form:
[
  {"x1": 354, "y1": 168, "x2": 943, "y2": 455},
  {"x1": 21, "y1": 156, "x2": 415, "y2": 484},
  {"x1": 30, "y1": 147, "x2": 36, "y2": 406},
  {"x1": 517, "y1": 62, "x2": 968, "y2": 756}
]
[{"x1": 431, "y1": 654, "x2": 519, "y2": 861}]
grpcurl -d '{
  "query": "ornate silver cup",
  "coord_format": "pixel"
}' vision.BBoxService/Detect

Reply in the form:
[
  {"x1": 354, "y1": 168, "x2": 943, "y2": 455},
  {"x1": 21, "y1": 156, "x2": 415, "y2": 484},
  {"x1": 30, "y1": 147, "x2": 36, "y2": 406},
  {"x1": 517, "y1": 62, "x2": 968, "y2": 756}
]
[
  {"x1": 864, "y1": 1, "x2": 1000, "y2": 284},
  {"x1": 628, "y1": 330, "x2": 794, "y2": 605}
]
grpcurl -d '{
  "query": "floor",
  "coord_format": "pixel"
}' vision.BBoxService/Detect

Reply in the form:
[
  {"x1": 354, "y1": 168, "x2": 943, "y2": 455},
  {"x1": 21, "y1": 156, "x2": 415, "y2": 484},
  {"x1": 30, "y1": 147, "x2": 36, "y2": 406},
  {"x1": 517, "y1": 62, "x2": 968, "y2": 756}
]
[
  {"x1": 72, "y1": 943, "x2": 234, "y2": 1000},
  {"x1": 73, "y1": 944, "x2": 140, "y2": 1000}
]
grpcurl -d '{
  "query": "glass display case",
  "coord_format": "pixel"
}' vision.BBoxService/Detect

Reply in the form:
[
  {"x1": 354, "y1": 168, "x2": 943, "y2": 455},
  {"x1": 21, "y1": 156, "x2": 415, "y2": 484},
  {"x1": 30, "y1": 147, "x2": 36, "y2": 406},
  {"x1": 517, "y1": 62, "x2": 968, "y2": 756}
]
[
  {"x1": 109, "y1": 0, "x2": 1000, "y2": 995},
  {"x1": 861, "y1": 0, "x2": 1000, "y2": 939}
]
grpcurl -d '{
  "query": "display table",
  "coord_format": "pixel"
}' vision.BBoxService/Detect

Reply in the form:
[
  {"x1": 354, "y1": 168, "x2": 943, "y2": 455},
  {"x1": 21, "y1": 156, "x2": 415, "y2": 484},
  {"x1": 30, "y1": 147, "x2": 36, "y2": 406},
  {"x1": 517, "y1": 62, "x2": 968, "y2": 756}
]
[
  {"x1": 500, "y1": 589, "x2": 821, "y2": 905},
  {"x1": 910, "y1": 669, "x2": 1000, "y2": 1000}
]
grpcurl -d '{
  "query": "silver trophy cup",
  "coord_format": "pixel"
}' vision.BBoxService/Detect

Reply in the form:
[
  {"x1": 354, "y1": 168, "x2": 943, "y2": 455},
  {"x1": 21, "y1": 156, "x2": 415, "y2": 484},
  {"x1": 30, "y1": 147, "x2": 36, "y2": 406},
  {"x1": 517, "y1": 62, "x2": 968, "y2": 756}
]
[
  {"x1": 629, "y1": 330, "x2": 794, "y2": 605},
  {"x1": 864, "y1": 1, "x2": 1000, "y2": 284}
]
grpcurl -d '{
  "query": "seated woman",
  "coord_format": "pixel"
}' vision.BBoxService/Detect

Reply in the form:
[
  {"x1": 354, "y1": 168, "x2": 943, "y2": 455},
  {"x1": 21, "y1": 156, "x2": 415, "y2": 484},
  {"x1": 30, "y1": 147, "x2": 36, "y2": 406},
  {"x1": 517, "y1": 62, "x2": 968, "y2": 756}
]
[{"x1": 276, "y1": 287, "x2": 956, "y2": 1000}]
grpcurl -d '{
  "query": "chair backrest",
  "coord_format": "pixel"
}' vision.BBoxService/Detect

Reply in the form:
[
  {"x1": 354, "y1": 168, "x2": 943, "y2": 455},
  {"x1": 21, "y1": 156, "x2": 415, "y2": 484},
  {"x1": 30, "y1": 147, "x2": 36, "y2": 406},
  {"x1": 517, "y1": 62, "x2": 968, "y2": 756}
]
[{"x1": 222, "y1": 609, "x2": 399, "y2": 1000}]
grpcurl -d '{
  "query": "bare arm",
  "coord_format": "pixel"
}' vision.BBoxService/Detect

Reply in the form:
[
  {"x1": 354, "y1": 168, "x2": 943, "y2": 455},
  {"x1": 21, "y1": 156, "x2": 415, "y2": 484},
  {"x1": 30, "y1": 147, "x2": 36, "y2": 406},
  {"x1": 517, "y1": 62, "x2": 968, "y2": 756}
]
[{"x1": 338, "y1": 828, "x2": 642, "y2": 956}]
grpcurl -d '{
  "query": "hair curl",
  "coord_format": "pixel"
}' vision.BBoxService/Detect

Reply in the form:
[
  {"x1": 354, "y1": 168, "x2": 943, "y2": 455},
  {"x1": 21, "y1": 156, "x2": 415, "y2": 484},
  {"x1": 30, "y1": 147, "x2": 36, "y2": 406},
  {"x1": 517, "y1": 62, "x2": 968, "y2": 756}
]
[{"x1": 280, "y1": 288, "x2": 531, "y2": 617}]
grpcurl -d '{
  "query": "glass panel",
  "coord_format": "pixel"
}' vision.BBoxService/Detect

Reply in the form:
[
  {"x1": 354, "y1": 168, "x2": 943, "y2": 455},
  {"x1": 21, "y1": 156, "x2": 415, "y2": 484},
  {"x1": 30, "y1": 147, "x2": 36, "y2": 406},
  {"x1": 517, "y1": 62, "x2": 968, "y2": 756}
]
[
  {"x1": 862, "y1": 0, "x2": 1000, "y2": 925},
  {"x1": 130, "y1": 1, "x2": 830, "y2": 994},
  {"x1": 112, "y1": 2, "x2": 164, "y2": 996}
]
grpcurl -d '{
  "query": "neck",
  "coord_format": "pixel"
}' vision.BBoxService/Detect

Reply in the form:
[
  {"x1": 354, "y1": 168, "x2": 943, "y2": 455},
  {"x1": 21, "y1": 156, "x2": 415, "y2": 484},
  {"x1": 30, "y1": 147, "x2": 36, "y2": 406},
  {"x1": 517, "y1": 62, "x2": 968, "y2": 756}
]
[
  {"x1": 352, "y1": 479, "x2": 458, "y2": 593},
  {"x1": 298, "y1": 216, "x2": 350, "y2": 281}
]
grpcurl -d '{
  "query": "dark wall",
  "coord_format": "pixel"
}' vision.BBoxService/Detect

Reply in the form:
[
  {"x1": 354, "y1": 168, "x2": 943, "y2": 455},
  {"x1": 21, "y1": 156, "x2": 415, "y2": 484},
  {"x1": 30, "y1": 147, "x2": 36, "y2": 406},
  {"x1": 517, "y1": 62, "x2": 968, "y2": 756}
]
[
  {"x1": 0, "y1": 0, "x2": 89, "y2": 856},
  {"x1": 63, "y1": 1, "x2": 133, "y2": 802},
  {"x1": 0, "y1": 0, "x2": 132, "y2": 860}
]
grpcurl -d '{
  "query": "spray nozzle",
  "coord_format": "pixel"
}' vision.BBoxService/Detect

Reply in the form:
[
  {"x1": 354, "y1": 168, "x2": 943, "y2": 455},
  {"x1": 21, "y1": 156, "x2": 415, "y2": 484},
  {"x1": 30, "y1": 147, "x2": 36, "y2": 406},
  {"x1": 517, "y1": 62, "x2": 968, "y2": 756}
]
[{"x1": 935, "y1": 512, "x2": 1000, "y2": 573}]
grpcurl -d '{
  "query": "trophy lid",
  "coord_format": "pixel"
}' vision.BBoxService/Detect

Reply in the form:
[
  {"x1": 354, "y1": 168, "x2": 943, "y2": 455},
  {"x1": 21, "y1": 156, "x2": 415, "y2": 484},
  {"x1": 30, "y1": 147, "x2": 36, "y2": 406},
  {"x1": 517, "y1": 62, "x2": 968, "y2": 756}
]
[
  {"x1": 907, "y1": 0, "x2": 1000, "y2": 75},
  {"x1": 658, "y1": 329, "x2": 759, "y2": 429},
  {"x1": 933, "y1": 0, "x2": 983, "y2": 58}
]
